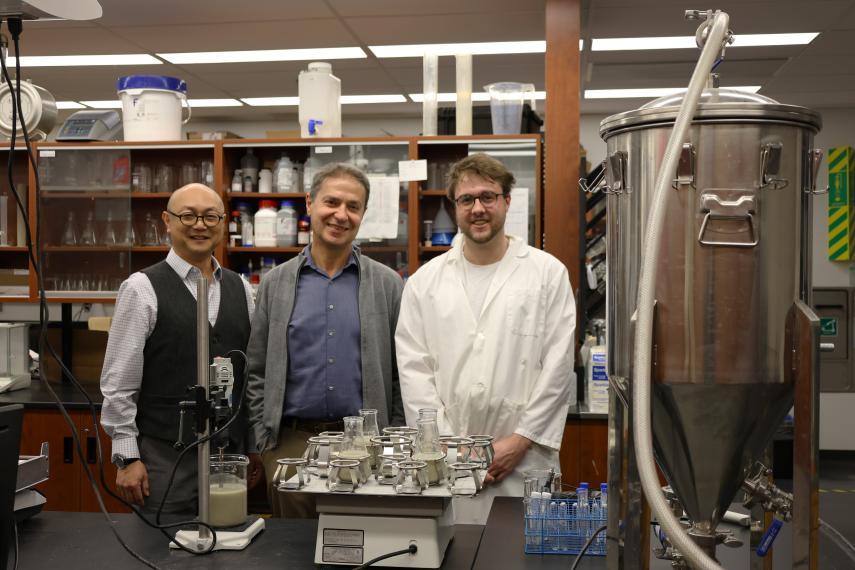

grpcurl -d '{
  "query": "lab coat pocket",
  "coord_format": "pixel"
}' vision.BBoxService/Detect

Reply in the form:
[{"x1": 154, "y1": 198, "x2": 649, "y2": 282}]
[
  {"x1": 506, "y1": 290, "x2": 545, "y2": 337},
  {"x1": 489, "y1": 397, "x2": 525, "y2": 438}
]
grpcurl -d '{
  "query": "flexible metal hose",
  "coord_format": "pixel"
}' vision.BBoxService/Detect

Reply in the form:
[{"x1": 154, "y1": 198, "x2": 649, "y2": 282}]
[{"x1": 631, "y1": 11, "x2": 730, "y2": 570}]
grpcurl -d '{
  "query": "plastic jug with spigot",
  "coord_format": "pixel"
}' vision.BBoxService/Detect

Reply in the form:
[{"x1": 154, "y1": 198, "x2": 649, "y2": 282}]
[
  {"x1": 483, "y1": 82, "x2": 536, "y2": 134},
  {"x1": 299, "y1": 62, "x2": 342, "y2": 138}
]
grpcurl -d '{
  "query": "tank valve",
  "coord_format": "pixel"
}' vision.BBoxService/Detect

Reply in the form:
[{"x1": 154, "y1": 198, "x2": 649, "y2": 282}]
[{"x1": 741, "y1": 462, "x2": 793, "y2": 521}]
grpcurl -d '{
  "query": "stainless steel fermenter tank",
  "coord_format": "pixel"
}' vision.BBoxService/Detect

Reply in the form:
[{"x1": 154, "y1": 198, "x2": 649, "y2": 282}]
[{"x1": 599, "y1": 87, "x2": 823, "y2": 562}]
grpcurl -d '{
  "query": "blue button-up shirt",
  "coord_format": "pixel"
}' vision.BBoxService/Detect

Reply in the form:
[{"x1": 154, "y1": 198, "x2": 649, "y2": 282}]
[{"x1": 284, "y1": 246, "x2": 362, "y2": 420}]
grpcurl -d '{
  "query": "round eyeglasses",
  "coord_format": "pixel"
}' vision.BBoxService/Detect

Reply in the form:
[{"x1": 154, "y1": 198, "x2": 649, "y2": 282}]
[
  {"x1": 167, "y1": 210, "x2": 224, "y2": 228},
  {"x1": 451, "y1": 191, "x2": 505, "y2": 209}
]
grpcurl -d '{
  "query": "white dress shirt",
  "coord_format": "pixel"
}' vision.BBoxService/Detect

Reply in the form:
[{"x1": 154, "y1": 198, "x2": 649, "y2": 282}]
[{"x1": 100, "y1": 250, "x2": 255, "y2": 460}]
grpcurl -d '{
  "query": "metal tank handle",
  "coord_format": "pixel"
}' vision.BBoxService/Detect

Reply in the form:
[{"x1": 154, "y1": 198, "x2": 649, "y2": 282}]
[
  {"x1": 806, "y1": 149, "x2": 828, "y2": 194},
  {"x1": 760, "y1": 142, "x2": 788, "y2": 190},
  {"x1": 697, "y1": 193, "x2": 759, "y2": 247},
  {"x1": 577, "y1": 151, "x2": 631, "y2": 195},
  {"x1": 578, "y1": 159, "x2": 607, "y2": 193}
]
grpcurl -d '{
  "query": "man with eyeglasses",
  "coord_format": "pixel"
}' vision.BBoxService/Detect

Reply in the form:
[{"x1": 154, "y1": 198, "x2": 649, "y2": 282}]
[
  {"x1": 396, "y1": 153, "x2": 576, "y2": 524},
  {"x1": 100, "y1": 183, "x2": 255, "y2": 514}
]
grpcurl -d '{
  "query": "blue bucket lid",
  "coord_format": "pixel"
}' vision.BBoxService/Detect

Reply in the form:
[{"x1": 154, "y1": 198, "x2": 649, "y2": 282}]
[{"x1": 117, "y1": 75, "x2": 187, "y2": 93}]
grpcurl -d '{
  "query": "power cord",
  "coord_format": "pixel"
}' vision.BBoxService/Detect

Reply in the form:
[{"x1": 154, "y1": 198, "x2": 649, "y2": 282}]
[
  {"x1": 0, "y1": 17, "x2": 161, "y2": 569},
  {"x1": 0, "y1": 15, "x2": 248, "y2": 566},
  {"x1": 353, "y1": 543, "x2": 418, "y2": 569},
  {"x1": 11, "y1": 521, "x2": 18, "y2": 570},
  {"x1": 569, "y1": 524, "x2": 607, "y2": 570}
]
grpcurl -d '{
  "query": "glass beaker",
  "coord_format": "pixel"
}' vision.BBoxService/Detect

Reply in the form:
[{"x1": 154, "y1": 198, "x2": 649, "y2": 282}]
[
  {"x1": 523, "y1": 467, "x2": 562, "y2": 498},
  {"x1": 483, "y1": 82, "x2": 535, "y2": 135},
  {"x1": 209, "y1": 454, "x2": 249, "y2": 528},
  {"x1": 154, "y1": 164, "x2": 175, "y2": 193},
  {"x1": 339, "y1": 416, "x2": 371, "y2": 481},
  {"x1": 179, "y1": 163, "x2": 200, "y2": 187},
  {"x1": 131, "y1": 164, "x2": 152, "y2": 193},
  {"x1": 412, "y1": 417, "x2": 447, "y2": 486}
]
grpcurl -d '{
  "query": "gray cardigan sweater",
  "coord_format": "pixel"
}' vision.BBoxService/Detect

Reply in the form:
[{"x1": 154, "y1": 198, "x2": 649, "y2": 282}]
[{"x1": 245, "y1": 247, "x2": 405, "y2": 452}]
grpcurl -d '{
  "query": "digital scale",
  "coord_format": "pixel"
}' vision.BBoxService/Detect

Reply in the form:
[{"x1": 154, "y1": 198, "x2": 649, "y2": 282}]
[{"x1": 56, "y1": 110, "x2": 122, "y2": 141}]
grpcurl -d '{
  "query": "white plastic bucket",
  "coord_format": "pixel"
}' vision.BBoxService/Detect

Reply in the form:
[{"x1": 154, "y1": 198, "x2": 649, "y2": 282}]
[{"x1": 117, "y1": 75, "x2": 190, "y2": 141}]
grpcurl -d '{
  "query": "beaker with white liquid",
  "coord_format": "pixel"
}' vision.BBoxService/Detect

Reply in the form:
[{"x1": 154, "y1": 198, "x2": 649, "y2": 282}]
[{"x1": 209, "y1": 454, "x2": 249, "y2": 528}]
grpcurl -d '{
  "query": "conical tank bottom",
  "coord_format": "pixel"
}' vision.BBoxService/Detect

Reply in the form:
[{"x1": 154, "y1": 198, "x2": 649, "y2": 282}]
[{"x1": 651, "y1": 383, "x2": 792, "y2": 528}]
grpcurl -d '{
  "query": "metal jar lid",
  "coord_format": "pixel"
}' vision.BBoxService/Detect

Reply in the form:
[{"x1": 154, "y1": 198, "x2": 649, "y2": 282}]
[{"x1": 599, "y1": 87, "x2": 822, "y2": 140}]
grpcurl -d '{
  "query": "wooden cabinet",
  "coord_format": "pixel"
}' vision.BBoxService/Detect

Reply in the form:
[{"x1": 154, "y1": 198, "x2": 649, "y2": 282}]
[
  {"x1": 19, "y1": 408, "x2": 129, "y2": 513},
  {"x1": 0, "y1": 136, "x2": 543, "y2": 303},
  {"x1": 558, "y1": 417, "x2": 608, "y2": 488}
]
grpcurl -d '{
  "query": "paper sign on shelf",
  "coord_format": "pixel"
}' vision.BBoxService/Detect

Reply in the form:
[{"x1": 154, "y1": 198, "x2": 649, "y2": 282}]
[
  {"x1": 504, "y1": 187, "x2": 530, "y2": 244},
  {"x1": 356, "y1": 176, "x2": 401, "y2": 240},
  {"x1": 398, "y1": 159, "x2": 428, "y2": 182}
]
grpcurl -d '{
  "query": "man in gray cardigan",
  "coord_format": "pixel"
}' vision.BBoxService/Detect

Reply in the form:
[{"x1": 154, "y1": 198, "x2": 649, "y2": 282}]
[{"x1": 245, "y1": 163, "x2": 404, "y2": 517}]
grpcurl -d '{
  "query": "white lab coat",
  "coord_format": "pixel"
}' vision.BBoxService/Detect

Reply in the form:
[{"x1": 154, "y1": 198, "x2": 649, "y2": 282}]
[{"x1": 395, "y1": 234, "x2": 576, "y2": 522}]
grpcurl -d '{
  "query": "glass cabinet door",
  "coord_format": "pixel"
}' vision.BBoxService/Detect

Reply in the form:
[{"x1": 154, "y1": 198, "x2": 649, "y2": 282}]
[
  {"x1": 37, "y1": 143, "x2": 216, "y2": 300},
  {"x1": 38, "y1": 147, "x2": 133, "y2": 299}
]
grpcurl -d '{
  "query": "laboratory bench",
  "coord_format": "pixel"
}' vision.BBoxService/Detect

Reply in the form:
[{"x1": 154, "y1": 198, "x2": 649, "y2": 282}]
[
  {"x1": 15, "y1": 511, "x2": 485, "y2": 569},
  {"x1": 1, "y1": 379, "x2": 610, "y2": 514},
  {"x1": 16, "y1": 488, "x2": 849, "y2": 569}
]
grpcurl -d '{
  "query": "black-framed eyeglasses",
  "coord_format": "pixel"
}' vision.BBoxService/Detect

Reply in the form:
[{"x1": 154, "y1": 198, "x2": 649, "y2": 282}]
[
  {"x1": 451, "y1": 191, "x2": 506, "y2": 209},
  {"x1": 167, "y1": 210, "x2": 224, "y2": 228}
]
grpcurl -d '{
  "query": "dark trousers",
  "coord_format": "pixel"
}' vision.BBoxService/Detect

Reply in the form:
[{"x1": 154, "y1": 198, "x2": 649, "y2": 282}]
[
  {"x1": 139, "y1": 434, "x2": 198, "y2": 516},
  {"x1": 260, "y1": 427, "x2": 317, "y2": 518}
]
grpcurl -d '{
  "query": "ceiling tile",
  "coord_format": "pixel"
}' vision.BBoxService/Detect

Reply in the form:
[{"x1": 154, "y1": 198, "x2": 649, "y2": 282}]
[{"x1": 347, "y1": 12, "x2": 543, "y2": 45}]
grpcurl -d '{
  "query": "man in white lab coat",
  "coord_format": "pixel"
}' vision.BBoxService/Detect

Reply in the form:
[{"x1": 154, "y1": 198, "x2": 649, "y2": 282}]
[{"x1": 395, "y1": 153, "x2": 576, "y2": 523}]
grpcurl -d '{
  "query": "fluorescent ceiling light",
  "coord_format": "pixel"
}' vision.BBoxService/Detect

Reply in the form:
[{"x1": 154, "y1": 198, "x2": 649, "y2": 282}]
[
  {"x1": 158, "y1": 47, "x2": 366, "y2": 64},
  {"x1": 341, "y1": 94, "x2": 407, "y2": 104},
  {"x1": 584, "y1": 86, "x2": 761, "y2": 99},
  {"x1": 187, "y1": 99, "x2": 243, "y2": 107},
  {"x1": 593, "y1": 32, "x2": 818, "y2": 51},
  {"x1": 369, "y1": 41, "x2": 547, "y2": 58},
  {"x1": 241, "y1": 97, "x2": 301, "y2": 107},
  {"x1": 56, "y1": 102, "x2": 86, "y2": 110},
  {"x1": 80, "y1": 100, "x2": 123, "y2": 109},
  {"x1": 6, "y1": 54, "x2": 161, "y2": 67},
  {"x1": 242, "y1": 95, "x2": 405, "y2": 106},
  {"x1": 409, "y1": 92, "x2": 546, "y2": 103},
  {"x1": 732, "y1": 32, "x2": 819, "y2": 47}
]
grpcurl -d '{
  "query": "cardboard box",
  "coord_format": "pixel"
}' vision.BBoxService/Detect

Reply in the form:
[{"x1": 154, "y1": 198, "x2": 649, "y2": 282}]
[{"x1": 827, "y1": 146, "x2": 855, "y2": 261}]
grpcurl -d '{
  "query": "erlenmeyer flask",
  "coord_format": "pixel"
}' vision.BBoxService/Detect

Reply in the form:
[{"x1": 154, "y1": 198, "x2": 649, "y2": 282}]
[
  {"x1": 359, "y1": 409, "x2": 381, "y2": 472},
  {"x1": 413, "y1": 416, "x2": 447, "y2": 485},
  {"x1": 418, "y1": 408, "x2": 438, "y2": 421},
  {"x1": 339, "y1": 416, "x2": 371, "y2": 482},
  {"x1": 102, "y1": 209, "x2": 118, "y2": 246},
  {"x1": 142, "y1": 212, "x2": 160, "y2": 246},
  {"x1": 80, "y1": 212, "x2": 97, "y2": 245},
  {"x1": 61, "y1": 212, "x2": 78, "y2": 245},
  {"x1": 118, "y1": 213, "x2": 135, "y2": 246}
]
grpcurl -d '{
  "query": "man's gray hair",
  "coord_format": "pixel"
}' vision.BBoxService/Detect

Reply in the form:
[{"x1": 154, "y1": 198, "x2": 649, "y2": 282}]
[{"x1": 310, "y1": 162, "x2": 371, "y2": 206}]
